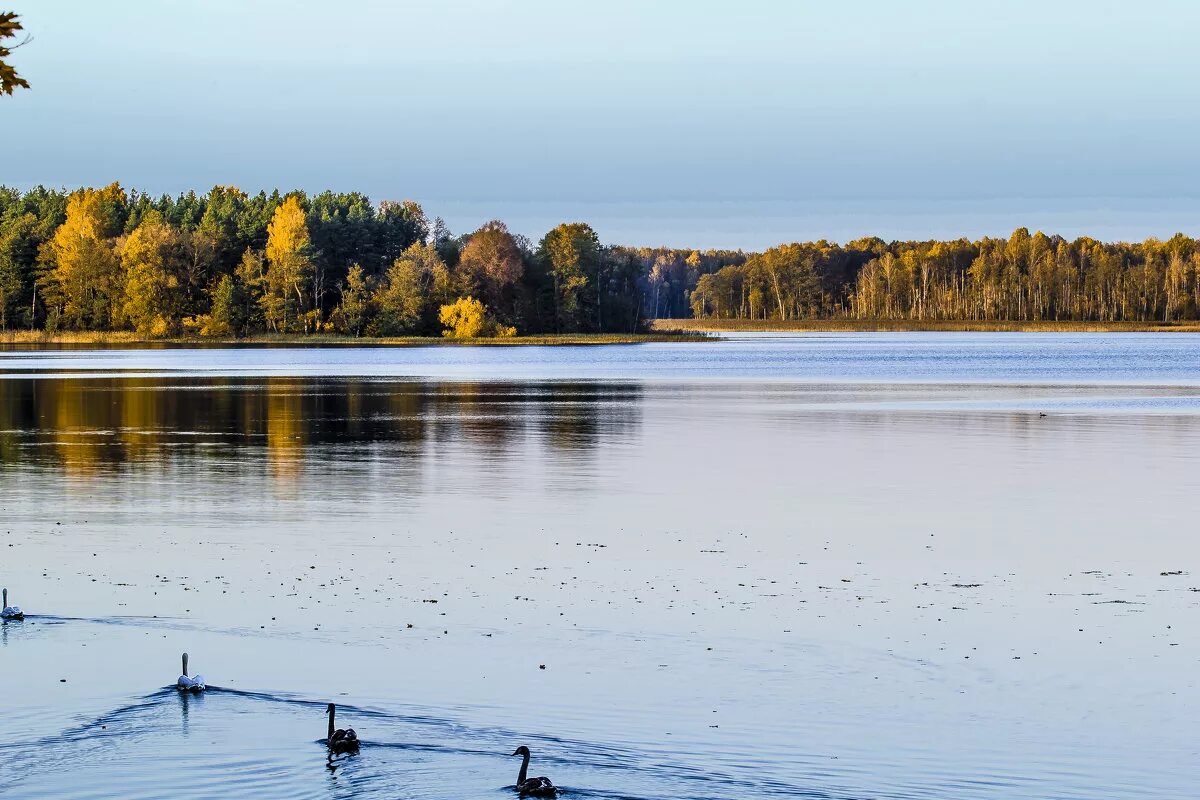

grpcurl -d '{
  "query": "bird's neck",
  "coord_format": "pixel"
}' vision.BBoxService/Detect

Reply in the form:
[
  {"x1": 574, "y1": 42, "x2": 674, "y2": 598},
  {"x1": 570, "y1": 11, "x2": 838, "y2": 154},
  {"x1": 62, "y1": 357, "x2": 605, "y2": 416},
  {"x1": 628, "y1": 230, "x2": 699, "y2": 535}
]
[
  {"x1": 328, "y1": 710, "x2": 335, "y2": 739},
  {"x1": 517, "y1": 753, "x2": 530, "y2": 785}
]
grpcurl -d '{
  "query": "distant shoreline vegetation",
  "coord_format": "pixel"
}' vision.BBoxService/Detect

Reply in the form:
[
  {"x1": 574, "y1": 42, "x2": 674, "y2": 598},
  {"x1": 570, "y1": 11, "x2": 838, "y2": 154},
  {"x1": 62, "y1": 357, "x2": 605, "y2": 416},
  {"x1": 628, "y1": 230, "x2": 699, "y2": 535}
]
[
  {"x1": 653, "y1": 319, "x2": 1200, "y2": 333},
  {"x1": 0, "y1": 330, "x2": 707, "y2": 347},
  {"x1": 5, "y1": 184, "x2": 1200, "y2": 343}
]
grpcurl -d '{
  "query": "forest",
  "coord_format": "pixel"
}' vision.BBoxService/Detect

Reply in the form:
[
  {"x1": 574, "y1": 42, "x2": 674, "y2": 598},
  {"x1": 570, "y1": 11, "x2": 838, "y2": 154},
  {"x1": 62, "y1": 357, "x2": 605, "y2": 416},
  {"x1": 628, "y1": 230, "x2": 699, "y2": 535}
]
[
  {"x1": 689, "y1": 232, "x2": 1200, "y2": 323},
  {"x1": 0, "y1": 184, "x2": 653, "y2": 337},
  {"x1": 5, "y1": 183, "x2": 1200, "y2": 339}
]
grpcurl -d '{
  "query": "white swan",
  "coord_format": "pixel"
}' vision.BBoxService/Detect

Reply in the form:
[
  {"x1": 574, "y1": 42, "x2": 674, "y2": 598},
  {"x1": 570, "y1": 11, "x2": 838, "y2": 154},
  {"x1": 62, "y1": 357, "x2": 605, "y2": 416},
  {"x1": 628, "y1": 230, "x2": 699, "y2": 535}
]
[
  {"x1": 176, "y1": 652, "x2": 206, "y2": 692},
  {"x1": 1, "y1": 588, "x2": 24, "y2": 621}
]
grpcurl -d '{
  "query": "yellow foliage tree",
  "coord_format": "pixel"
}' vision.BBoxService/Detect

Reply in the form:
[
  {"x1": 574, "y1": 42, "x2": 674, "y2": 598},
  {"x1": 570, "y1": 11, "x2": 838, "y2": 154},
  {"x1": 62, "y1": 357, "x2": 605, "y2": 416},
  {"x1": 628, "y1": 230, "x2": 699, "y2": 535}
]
[
  {"x1": 263, "y1": 196, "x2": 313, "y2": 333},
  {"x1": 119, "y1": 212, "x2": 182, "y2": 336},
  {"x1": 438, "y1": 296, "x2": 516, "y2": 338},
  {"x1": 42, "y1": 183, "x2": 126, "y2": 329},
  {"x1": 374, "y1": 242, "x2": 451, "y2": 335},
  {"x1": 439, "y1": 296, "x2": 486, "y2": 338}
]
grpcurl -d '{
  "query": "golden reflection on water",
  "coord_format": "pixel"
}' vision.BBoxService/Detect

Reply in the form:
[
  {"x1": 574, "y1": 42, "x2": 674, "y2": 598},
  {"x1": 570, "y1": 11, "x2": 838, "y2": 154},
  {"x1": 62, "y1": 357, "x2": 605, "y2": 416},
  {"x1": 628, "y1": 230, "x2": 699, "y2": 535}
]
[
  {"x1": 0, "y1": 378, "x2": 644, "y2": 494},
  {"x1": 54, "y1": 380, "x2": 101, "y2": 478},
  {"x1": 265, "y1": 379, "x2": 304, "y2": 493},
  {"x1": 118, "y1": 380, "x2": 164, "y2": 465}
]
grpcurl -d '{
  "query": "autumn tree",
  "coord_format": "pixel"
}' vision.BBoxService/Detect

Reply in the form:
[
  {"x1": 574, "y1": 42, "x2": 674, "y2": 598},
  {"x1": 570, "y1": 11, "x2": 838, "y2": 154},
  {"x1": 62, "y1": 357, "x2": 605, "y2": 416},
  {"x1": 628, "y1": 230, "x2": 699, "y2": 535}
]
[
  {"x1": 456, "y1": 220, "x2": 523, "y2": 317},
  {"x1": 0, "y1": 12, "x2": 29, "y2": 96},
  {"x1": 40, "y1": 183, "x2": 126, "y2": 329},
  {"x1": 119, "y1": 211, "x2": 184, "y2": 336},
  {"x1": 539, "y1": 223, "x2": 600, "y2": 332},
  {"x1": 374, "y1": 242, "x2": 450, "y2": 335},
  {"x1": 438, "y1": 296, "x2": 517, "y2": 338},
  {"x1": 751, "y1": 244, "x2": 820, "y2": 320},
  {"x1": 262, "y1": 196, "x2": 314, "y2": 333}
]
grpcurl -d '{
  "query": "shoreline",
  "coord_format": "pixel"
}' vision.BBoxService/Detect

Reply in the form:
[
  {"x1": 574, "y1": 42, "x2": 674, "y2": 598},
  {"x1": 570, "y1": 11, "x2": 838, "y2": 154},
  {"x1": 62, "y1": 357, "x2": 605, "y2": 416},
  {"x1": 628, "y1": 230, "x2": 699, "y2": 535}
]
[
  {"x1": 652, "y1": 319, "x2": 1200, "y2": 333},
  {"x1": 0, "y1": 331, "x2": 710, "y2": 349},
  {"x1": 6, "y1": 320, "x2": 1200, "y2": 348}
]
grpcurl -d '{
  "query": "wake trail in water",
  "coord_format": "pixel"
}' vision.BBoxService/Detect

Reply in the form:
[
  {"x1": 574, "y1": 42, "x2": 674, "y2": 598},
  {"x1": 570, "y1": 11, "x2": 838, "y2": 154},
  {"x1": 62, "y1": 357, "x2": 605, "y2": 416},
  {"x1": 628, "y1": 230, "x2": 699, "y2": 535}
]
[{"x1": 0, "y1": 686, "x2": 843, "y2": 800}]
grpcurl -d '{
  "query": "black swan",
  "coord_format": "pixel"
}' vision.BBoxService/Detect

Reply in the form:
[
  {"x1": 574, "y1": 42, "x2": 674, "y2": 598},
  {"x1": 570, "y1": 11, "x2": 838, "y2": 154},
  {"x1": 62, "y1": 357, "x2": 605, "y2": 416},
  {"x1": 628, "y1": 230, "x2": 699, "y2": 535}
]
[
  {"x1": 512, "y1": 745, "x2": 558, "y2": 797},
  {"x1": 1, "y1": 588, "x2": 24, "y2": 621},
  {"x1": 176, "y1": 652, "x2": 206, "y2": 692},
  {"x1": 326, "y1": 703, "x2": 359, "y2": 753}
]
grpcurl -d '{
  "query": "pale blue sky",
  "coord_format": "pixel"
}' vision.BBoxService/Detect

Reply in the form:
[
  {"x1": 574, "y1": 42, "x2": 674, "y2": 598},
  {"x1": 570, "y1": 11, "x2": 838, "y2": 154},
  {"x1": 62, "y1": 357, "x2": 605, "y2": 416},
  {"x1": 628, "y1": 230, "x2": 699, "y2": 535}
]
[{"x1": 5, "y1": 1, "x2": 1200, "y2": 247}]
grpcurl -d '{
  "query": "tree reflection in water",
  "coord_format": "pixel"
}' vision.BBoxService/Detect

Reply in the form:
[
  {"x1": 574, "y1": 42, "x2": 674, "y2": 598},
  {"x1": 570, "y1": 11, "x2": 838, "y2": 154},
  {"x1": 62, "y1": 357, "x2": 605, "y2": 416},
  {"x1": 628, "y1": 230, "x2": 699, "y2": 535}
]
[{"x1": 0, "y1": 377, "x2": 643, "y2": 496}]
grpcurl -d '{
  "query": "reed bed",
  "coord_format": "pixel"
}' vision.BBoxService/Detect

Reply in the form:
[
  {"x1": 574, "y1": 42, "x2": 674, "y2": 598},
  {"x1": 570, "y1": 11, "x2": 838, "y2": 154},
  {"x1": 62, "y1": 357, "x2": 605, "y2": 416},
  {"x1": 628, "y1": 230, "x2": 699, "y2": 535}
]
[
  {"x1": 0, "y1": 330, "x2": 710, "y2": 347},
  {"x1": 652, "y1": 318, "x2": 1200, "y2": 333}
]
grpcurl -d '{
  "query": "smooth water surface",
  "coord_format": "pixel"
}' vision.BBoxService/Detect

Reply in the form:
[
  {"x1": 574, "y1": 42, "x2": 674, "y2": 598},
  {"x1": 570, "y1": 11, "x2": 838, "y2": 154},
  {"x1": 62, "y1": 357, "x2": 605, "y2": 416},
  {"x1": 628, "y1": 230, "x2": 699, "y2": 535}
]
[
  {"x1": 1, "y1": 333, "x2": 1197, "y2": 799},
  {"x1": 9, "y1": 331, "x2": 1200, "y2": 385}
]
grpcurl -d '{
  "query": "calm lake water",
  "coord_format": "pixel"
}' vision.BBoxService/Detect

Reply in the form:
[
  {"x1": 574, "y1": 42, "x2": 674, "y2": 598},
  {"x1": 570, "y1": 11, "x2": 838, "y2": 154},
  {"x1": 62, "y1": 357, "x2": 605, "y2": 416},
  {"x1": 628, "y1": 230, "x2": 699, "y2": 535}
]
[{"x1": 1, "y1": 333, "x2": 1197, "y2": 799}]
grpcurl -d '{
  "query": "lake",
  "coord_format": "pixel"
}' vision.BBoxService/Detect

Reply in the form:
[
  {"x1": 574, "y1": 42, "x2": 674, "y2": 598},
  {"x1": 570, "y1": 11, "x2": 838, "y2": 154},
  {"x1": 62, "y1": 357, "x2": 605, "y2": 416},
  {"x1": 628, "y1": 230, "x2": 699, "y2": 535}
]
[{"x1": 1, "y1": 333, "x2": 1197, "y2": 799}]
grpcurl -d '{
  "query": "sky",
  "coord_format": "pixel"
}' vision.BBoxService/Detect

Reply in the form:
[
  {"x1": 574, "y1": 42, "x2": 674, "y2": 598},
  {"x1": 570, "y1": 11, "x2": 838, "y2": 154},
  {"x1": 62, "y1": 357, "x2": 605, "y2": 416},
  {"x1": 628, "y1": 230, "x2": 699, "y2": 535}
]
[{"x1": 5, "y1": 0, "x2": 1200, "y2": 248}]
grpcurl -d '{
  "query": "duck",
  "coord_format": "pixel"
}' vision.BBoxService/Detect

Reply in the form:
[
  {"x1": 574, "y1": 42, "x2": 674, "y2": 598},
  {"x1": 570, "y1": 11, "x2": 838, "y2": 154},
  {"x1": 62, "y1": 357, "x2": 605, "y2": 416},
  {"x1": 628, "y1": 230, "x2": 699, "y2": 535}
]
[
  {"x1": 175, "y1": 652, "x2": 206, "y2": 692},
  {"x1": 1, "y1": 588, "x2": 24, "y2": 621},
  {"x1": 326, "y1": 703, "x2": 359, "y2": 753},
  {"x1": 511, "y1": 745, "x2": 558, "y2": 797}
]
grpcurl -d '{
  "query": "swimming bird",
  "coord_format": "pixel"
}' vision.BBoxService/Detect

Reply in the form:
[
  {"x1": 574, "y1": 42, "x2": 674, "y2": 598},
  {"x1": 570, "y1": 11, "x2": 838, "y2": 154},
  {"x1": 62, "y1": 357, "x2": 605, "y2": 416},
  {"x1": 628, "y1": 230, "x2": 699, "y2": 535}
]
[
  {"x1": 176, "y1": 652, "x2": 206, "y2": 692},
  {"x1": 512, "y1": 745, "x2": 558, "y2": 797},
  {"x1": 1, "y1": 588, "x2": 23, "y2": 621},
  {"x1": 326, "y1": 703, "x2": 359, "y2": 753}
]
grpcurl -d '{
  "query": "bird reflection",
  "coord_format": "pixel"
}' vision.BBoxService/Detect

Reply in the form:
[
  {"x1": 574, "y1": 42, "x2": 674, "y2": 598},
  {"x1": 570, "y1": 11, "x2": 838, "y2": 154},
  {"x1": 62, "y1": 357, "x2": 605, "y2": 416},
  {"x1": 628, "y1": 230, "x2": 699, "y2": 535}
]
[{"x1": 175, "y1": 685, "x2": 204, "y2": 735}]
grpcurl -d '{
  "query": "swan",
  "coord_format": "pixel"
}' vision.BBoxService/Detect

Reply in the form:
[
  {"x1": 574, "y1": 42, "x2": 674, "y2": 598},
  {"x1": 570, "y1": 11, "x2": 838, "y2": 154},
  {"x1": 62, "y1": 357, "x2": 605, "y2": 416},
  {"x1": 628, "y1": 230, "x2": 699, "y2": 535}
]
[
  {"x1": 326, "y1": 703, "x2": 359, "y2": 753},
  {"x1": 176, "y1": 652, "x2": 206, "y2": 692},
  {"x1": 1, "y1": 588, "x2": 23, "y2": 621},
  {"x1": 512, "y1": 745, "x2": 558, "y2": 797}
]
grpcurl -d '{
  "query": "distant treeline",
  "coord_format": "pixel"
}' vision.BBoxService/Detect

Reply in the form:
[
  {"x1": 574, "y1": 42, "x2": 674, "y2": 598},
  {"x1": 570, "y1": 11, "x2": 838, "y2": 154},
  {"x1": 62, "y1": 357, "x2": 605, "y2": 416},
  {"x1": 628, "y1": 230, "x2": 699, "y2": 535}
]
[
  {"x1": 690, "y1": 232, "x2": 1200, "y2": 323},
  {"x1": 6, "y1": 184, "x2": 1200, "y2": 337}
]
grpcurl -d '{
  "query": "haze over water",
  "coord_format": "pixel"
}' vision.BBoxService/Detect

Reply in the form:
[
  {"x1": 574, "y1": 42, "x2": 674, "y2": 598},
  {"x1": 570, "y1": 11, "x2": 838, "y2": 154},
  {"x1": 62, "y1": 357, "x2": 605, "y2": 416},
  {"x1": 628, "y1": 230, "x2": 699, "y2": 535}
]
[{"x1": 1, "y1": 333, "x2": 1197, "y2": 799}]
